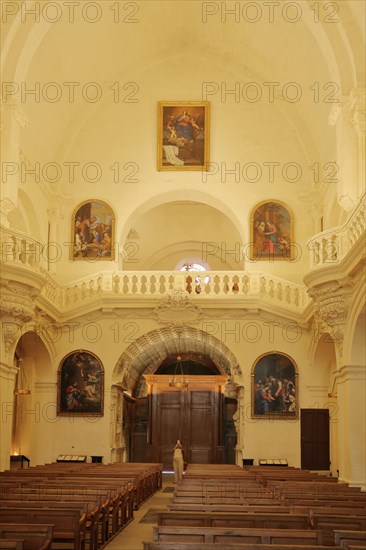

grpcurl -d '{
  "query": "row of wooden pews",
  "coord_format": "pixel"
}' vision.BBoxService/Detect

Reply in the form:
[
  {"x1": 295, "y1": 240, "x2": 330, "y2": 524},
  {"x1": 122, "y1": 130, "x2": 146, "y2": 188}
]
[
  {"x1": 0, "y1": 461, "x2": 162, "y2": 550},
  {"x1": 144, "y1": 464, "x2": 366, "y2": 550}
]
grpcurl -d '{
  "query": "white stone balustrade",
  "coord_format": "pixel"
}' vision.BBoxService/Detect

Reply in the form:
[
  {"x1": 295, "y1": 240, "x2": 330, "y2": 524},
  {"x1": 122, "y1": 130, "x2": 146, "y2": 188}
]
[
  {"x1": 1, "y1": 225, "x2": 48, "y2": 271},
  {"x1": 308, "y1": 192, "x2": 365, "y2": 269},
  {"x1": 55, "y1": 270, "x2": 311, "y2": 313}
]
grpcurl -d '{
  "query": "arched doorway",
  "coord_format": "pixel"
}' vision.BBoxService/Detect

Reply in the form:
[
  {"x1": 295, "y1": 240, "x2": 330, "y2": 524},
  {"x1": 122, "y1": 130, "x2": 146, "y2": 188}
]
[
  {"x1": 112, "y1": 327, "x2": 242, "y2": 467},
  {"x1": 11, "y1": 332, "x2": 52, "y2": 465}
]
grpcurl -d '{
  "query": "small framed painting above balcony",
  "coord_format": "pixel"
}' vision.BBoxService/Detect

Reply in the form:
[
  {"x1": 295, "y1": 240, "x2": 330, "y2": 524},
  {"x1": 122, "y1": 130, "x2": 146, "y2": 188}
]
[
  {"x1": 157, "y1": 101, "x2": 210, "y2": 170},
  {"x1": 72, "y1": 199, "x2": 115, "y2": 261},
  {"x1": 250, "y1": 200, "x2": 294, "y2": 261}
]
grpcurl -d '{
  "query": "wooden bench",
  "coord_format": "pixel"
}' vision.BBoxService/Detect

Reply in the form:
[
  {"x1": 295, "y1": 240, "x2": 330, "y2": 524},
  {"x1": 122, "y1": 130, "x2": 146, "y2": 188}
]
[
  {"x1": 0, "y1": 524, "x2": 53, "y2": 550},
  {"x1": 167, "y1": 504, "x2": 289, "y2": 513},
  {"x1": 311, "y1": 514, "x2": 366, "y2": 545},
  {"x1": 334, "y1": 530, "x2": 366, "y2": 548},
  {"x1": 0, "y1": 500, "x2": 99, "y2": 550},
  {"x1": 144, "y1": 544, "x2": 340, "y2": 550},
  {"x1": 153, "y1": 526, "x2": 324, "y2": 545},
  {"x1": 0, "y1": 541, "x2": 24, "y2": 550},
  {"x1": 0, "y1": 508, "x2": 85, "y2": 550},
  {"x1": 157, "y1": 511, "x2": 310, "y2": 529}
]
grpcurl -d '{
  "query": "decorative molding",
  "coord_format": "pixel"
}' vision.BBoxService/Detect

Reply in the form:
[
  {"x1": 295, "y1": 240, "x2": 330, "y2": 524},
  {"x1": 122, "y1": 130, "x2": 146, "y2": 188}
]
[
  {"x1": 34, "y1": 381, "x2": 56, "y2": 393},
  {"x1": 0, "y1": 281, "x2": 36, "y2": 352},
  {"x1": 337, "y1": 364, "x2": 366, "y2": 382},
  {"x1": 153, "y1": 289, "x2": 203, "y2": 327},
  {"x1": 308, "y1": 278, "x2": 355, "y2": 359},
  {"x1": 0, "y1": 362, "x2": 19, "y2": 381}
]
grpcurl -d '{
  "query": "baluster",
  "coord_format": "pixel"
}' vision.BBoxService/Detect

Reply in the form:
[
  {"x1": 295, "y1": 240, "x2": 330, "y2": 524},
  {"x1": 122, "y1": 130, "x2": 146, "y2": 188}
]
[
  {"x1": 132, "y1": 275, "x2": 138, "y2": 294},
  {"x1": 223, "y1": 275, "x2": 229, "y2": 294},
  {"x1": 214, "y1": 275, "x2": 220, "y2": 294},
  {"x1": 232, "y1": 275, "x2": 239, "y2": 294},
  {"x1": 285, "y1": 286, "x2": 291, "y2": 303},
  {"x1": 277, "y1": 283, "x2": 283, "y2": 301},
  {"x1": 150, "y1": 275, "x2": 156, "y2": 294},
  {"x1": 260, "y1": 277, "x2": 266, "y2": 296},
  {"x1": 141, "y1": 275, "x2": 147, "y2": 294},
  {"x1": 159, "y1": 275, "x2": 165, "y2": 295},
  {"x1": 113, "y1": 275, "x2": 120, "y2": 294},
  {"x1": 269, "y1": 280, "x2": 274, "y2": 298},
  {"x1": 243, "y1": 275, "x2": 249, "y2": 294},
  {"x1": 186, "y1": 275, "x2": 192, "y2": 294},
  {"x1": 123, "y1": 275, "x2": 129, "y2": 294}
]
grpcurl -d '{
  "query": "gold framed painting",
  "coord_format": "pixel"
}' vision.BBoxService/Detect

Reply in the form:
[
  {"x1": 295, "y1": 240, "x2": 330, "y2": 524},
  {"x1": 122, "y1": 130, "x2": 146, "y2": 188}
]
[
  {"x1": 250, "y1": 200, "x2": 294, "y2": 260},
  {"x1": 57, "y1": 350, "x2": 104, "y2": 416},
  {"x1": 251, "y1": 352, "x2": 298, "y2": 420},
  {"x1": 72, "y1": 199, "x2": 115, "y2": 261},
  {"x1": 157, "y1": 101, "x2": 210, "y2": 170}
]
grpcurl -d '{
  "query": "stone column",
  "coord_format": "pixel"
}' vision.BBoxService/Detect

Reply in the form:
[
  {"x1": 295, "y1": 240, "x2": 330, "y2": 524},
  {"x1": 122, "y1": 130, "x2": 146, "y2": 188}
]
[
  {"x1": 0, "y1": 280, "x2": 35, "y2": 471},
  {"x1": 233, "y1": 385, "x2": 245, "y2": 466},
  {"x1": 0, "y1": 360, "x2": 19, "y2": 471},
  {"x1": 308, "y1": 278, "x2": 366, "y2": 488},
  {"x1": 329, "y1": 89, "x2": 365, "y2": 212},
  {"x1": 0, "y1": 103, "x2": 28, "y2": 226},
  {"x1": 336, "y1": 365, "x2": 366, "y2": 489},
  {"x1": 47, "y1": 204, "x2": 63, "y2": 274}
]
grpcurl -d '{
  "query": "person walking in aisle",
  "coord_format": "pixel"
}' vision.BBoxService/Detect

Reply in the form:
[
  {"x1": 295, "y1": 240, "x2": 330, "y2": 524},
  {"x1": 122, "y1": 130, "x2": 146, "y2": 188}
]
[{"x1": 173, "y1": 439, "x2": 185, "y2": 484}]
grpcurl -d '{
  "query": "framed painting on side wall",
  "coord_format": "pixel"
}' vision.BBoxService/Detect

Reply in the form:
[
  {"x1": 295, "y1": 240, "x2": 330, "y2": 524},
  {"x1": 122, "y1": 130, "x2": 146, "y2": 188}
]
[
  {"x1": 57, "y1": 350, "x2": 104, "y2": 416},
  {"x1": 250, "y1": 200, "x2": 294, "y2": 260},
  {"x1": 157, "y1": 101, "x2": 210, "y2": 170},
  {"x1": 72, "y1": 200, "x2": 115, "y2": 261},
  {"x1": 252, "y1": 352, "x2": 298, "y2": 420}
]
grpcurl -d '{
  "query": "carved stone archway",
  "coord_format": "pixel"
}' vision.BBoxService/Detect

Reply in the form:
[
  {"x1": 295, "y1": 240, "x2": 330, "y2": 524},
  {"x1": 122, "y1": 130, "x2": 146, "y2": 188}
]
[{"x1": 111, "y1": 326, "x2": 243, "y2": 464}]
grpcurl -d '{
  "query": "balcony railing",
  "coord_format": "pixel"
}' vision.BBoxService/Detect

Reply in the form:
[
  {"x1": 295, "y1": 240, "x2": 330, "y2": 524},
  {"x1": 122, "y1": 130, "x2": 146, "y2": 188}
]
[
  {"x1": 308, "y1": 192, "x2": 365, "y2": 269},
  {"x1": 41, "y1": 270, "x2": 310, "y2": 313}
]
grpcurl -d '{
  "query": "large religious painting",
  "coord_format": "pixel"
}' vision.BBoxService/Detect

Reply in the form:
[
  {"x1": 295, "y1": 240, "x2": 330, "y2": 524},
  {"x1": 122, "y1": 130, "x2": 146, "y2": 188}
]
[
  {"x1": 250, "y1": 200, "x2": 293, "y2": 260},
  {"x1": 57, "y1": 351, "x2": 104, "y2": 416},
  {"x1": 157, "y1": 102, "x2": 210, "y2": 170},
  {"x1": 72, "y1": 200, "x2": 114, "y2": 260},
  {"x1": 252, "y1": 353, "x2": 298, "y2": 420}
]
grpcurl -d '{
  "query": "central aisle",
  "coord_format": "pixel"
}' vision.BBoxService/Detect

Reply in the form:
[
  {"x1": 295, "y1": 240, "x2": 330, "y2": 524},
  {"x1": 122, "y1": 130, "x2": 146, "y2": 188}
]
[{"x1": 105, "y1": 473, "x2": 174, "y2": 550}]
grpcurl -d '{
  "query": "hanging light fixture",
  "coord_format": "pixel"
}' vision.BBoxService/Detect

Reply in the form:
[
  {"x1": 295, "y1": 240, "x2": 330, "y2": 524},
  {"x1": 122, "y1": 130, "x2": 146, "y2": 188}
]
[
  {"x1": 169, "y1": 355, "x2": 188, "y2": 388},
  {"x1": 14, "y1": 356, "x2": 31, "y2": 395}
]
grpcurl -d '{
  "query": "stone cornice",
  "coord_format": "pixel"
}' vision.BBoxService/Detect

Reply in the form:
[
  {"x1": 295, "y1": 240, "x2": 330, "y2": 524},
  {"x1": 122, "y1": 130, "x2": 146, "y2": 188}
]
[
  {"x1": 0, "y1": 362, "x2": 18, "y2": 381},
  {"x1": 337, "y1": 364, "x2": 366, "y2": 382}
]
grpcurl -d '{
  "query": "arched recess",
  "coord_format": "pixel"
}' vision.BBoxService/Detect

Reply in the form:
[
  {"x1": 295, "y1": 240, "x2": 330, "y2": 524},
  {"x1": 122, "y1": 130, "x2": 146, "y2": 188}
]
[
  {"x1": 113, "y1": 326, "x2": 242, "y2": 395},
  {"x1": 111, "y1": 327, "x2": 242, "y2": 464},
  {"x1": 118, "y1": 191, "x2": 246, "y2": 253},
  {"x1": 11, "y1": 331, "x2": 52, "y2": 465}
]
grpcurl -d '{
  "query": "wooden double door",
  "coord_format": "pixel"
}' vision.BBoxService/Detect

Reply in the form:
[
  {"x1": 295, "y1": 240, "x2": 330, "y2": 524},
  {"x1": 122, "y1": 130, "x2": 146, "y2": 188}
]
[{"x1": 131, "y1": 375, "x2": 236, "y2": 468}]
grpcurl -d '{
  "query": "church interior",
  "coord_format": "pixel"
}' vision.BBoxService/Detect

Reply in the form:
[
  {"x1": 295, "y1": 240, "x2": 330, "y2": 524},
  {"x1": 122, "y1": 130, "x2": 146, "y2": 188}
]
[{"x1": 0, "y1": 0, "x2": 365, "y2": 547}]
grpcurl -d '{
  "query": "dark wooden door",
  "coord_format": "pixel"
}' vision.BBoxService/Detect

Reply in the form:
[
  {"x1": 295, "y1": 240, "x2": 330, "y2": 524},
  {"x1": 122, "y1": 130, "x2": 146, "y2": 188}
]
[
  {"x1": 143, "y1": 375, "x2": 227, "y2": 468},
  {"x1": 301, "y1": 408, "x2": 330, "y2": 470}
]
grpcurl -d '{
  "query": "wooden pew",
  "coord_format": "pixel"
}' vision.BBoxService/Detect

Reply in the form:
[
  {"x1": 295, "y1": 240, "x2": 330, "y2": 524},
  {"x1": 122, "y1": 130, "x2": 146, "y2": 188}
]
[
  {"x1": 167, "y1": 504, "x2": 289, "y2": 513},
  {"x1": 310, "y1": 514, "x2": 366, "y2": 545},
  {"x1": 144, "y1": 544, "x2": 340, "y2": 550},
  {"x1": 334, "y1": 530, "x2": 366, "y2": 548},
  {"x1": 0, "y1": 542, "x2": 24, "y2": 550},
  {"x1": 0, "y1": 500, "x2": 99, "y2": 550},
  {"x1": 157, "y1": 511, "x2": 310, "y2": 529},
  {"x1": 152, "y1": 525, "x2": 324, "y2": 545},
  {"x1": 0, "y1": 524, "x2": 53, "y2": 550},
  {"x1": 0, "y1": 508, "x2": 85, "y2": 550}
]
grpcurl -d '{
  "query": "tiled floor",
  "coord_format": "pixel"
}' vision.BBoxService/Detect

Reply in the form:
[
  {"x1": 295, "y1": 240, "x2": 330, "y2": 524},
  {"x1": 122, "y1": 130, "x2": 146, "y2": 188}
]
[{"x1": 105, "y1": 473, "x2": 174, "y2": 550}]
